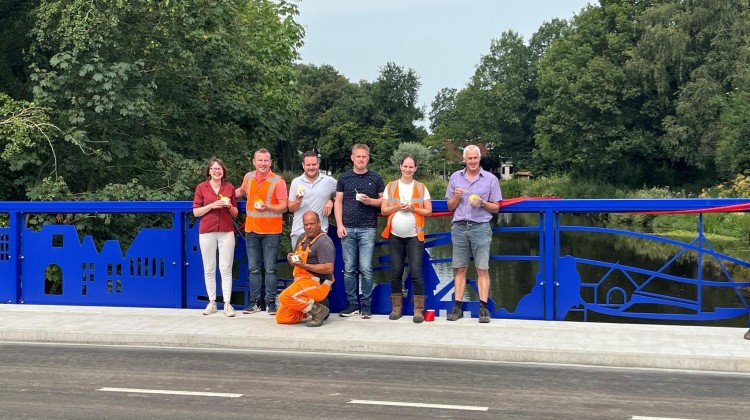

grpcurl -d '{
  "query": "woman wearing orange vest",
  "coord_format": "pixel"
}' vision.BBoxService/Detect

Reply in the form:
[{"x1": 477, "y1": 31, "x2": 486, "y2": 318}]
[{"x1": 381, "y1": 155, "x2": 432, "y2": 323}]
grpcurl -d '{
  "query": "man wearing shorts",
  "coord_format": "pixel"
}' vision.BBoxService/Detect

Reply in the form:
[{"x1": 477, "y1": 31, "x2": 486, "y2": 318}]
[{"x1": 445, "y1": 144, "x2": 502, "y2": 323}]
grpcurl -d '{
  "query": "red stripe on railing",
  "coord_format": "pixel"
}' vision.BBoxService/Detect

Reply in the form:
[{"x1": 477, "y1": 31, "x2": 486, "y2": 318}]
[
  {"x1": 430, "y1": 197, "x2": 559, "y2": 217},
  {"x1": 637, "y1": 202, "x2": 750, "y2": 215}
]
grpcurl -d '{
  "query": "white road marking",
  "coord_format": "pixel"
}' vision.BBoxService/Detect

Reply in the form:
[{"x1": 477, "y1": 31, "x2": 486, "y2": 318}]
[
  {"x1": 632, "y1": 416, "x2": 699, "y2": 420},
  {"x1": 349, "y1": 399, "x2": 488, "y2": 411},
  {"x1": 98, "y1": 387, "x2": 242, "y2": 398}
]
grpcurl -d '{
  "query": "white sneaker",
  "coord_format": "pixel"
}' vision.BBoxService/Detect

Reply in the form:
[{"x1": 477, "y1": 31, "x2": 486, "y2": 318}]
[
  {"x1": 203, "y1": 302, "x2": 217, "y2": 315},
  {"x1": 224, "y1": 304, "x2": 235, "y2": 317}
]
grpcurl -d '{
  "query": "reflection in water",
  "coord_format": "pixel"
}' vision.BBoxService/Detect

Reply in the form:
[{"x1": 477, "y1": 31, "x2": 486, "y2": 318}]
[{"x1": 560, "y1": 223, "x2": 750, "y2": 327}]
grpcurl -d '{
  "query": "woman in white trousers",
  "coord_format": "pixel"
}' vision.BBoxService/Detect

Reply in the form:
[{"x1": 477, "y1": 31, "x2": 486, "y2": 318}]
[{"x1": 192, "y1": 158, "x2": 239, "y2": 316}]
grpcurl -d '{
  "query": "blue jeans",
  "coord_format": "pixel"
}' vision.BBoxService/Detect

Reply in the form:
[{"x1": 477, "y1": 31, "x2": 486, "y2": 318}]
[
  {"x1": 342, "y1": 227, "x2": 376, "y2": 308},
  {"x1": 245, "y1": 232, "x2": 280, "y2": 307}
]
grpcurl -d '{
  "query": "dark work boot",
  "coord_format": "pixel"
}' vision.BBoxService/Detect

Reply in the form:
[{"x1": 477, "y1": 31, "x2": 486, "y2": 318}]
[
  {"x1": 478, "y1": 306, "x2": 491, "y2": 323},
  {"x1": 307, "y1": 302, "x2": 330, "y2": 327},
  {"x1": 447, "y1": 303, "x2": 463, "y2": 321}
]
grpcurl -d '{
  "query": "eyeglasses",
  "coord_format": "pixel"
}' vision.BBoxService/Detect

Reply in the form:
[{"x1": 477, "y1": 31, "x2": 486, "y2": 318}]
[{"x1": 210, "y1": 167, "x2": 223, "y2": 171}]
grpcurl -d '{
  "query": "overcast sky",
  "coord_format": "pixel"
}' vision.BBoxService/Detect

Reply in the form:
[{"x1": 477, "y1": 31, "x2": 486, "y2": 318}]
[{"x1": 296, "y1": 0, "x2": 593, "y2": 126}]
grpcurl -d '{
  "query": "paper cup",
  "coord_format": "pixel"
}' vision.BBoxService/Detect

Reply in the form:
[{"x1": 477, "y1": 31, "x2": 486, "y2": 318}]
[
  {"x1": 355, "y1": 193, "x2": 365, "y2": 201},
  {"x1": 424, "y1": 309, "x2": 435, "y2": 322}
]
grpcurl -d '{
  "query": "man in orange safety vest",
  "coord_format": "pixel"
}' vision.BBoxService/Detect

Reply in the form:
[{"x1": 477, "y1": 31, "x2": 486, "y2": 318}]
[
  {"x1": 276, "y1": 211, "x2": 335, "y2": 327},
  {"x1": 236, "y1": 148, "x2": 288, "y2": 315}
]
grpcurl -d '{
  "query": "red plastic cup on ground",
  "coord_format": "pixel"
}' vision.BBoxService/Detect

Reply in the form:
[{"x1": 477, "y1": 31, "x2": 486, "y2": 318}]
[{"x1": 424, "y1": 309, "x2": 435, "y2": 322}]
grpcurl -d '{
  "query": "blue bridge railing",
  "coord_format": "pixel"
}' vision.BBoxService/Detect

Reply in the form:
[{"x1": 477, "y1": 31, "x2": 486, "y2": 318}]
[{"x1": 1, "y1": 199, "x2": 749, "y2": 326}]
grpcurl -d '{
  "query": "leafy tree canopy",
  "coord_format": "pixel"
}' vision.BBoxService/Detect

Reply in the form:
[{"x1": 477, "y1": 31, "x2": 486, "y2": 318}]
[{"x1": 3, "y1": 0, "x2": 304, "y2": 201}]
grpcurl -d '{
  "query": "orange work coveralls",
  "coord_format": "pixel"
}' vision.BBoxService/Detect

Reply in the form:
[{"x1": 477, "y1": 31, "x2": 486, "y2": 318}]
[{"x1": 275, "y1": 233, "x2": 333, "y2": 324}]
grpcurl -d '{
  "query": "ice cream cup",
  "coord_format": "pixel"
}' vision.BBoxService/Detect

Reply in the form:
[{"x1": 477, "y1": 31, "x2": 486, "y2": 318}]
[
  {"x1": 220, "y1": 197, "x2": 230, "y2": 205},
  {"x1": 356, "y1": 193, "x2": 365, "y2": 201}
]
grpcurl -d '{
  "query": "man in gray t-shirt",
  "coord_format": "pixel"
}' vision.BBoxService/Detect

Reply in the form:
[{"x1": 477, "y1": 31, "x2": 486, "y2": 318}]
[{"x1": 276, "y1": 211, "x2": 335, "y2": 327}]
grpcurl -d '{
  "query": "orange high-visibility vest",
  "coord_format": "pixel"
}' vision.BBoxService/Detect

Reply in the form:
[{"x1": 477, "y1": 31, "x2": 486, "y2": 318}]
[
  {"x1": 244, "y1": 171, "x2": 283, "y2": 234},
  {"x1": 382, "y1": 181, "x2": 426, "y2": 241},
  {"x1": 293, "y1": 232, "x2": 325, "y2": 281}
]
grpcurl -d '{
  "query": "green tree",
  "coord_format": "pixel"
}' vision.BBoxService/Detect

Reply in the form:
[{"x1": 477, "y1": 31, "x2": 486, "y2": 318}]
[
  {"x1": 293, "y1": 62, "x2": 426, "y2": 173},
  {"x1": 317, "y1": 122, "x2": 400, "y2": 174},
  {"x1": 0, "y1": 93, "x2": 61, "y2": 200},
  {"x1": 533, "y1": 0, "x2": 750, "y2": 187},
  {"x1": 629, "y1": 0, "x2": 750, "y2": 174},
  {"x1": 373, "y1": 62, "x2": 425, "y2": 143},
  {"x1": 534, "y1": 1, "x2": 679, "y2": 186},
  {"x1": 428, "y1": 87, "x2": 457, "y2": 133},
  {"x1": 390, "y1": 142, "x2": 432, "y2": 178},
  {"x1": 716, "y1": 36, "x2": 750, "y2": 178},
  {"x1": 716, "y1": 83, "x2": 750, "y2": 177},
  {"x1": 0, "y1": 0, "x2": 36, "y2": 101},
  {"x1": 289, "y1": 63, "x2": 356, "y2": 171},
  {"x1": 431, "y1": 31, "x2": 535, "y2": 172},
  {"x1": 24, "y1": 0, "x2": 303, "y2": 199}
]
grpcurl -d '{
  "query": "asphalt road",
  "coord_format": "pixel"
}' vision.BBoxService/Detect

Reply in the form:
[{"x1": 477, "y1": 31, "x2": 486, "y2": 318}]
[{"x1": 1, "y1": 342, "x2": 748, "y2": 419}]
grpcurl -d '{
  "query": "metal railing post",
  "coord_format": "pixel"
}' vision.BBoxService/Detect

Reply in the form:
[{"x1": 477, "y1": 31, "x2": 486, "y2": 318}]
[
  {"x1": 8, "y1": 211, "x2": 22, "y2": 303},
  {"x1": 543, "y1": 210, "x2": 556, "y2": 320},
  {"x1": 173, "y1": 211, "x2": 187, "y2": 308}
]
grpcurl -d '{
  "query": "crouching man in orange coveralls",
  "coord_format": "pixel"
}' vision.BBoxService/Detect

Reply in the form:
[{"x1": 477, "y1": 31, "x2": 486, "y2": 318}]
[{"x1": 276, "y1": 211, "x2": 335, "y2": 327}]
